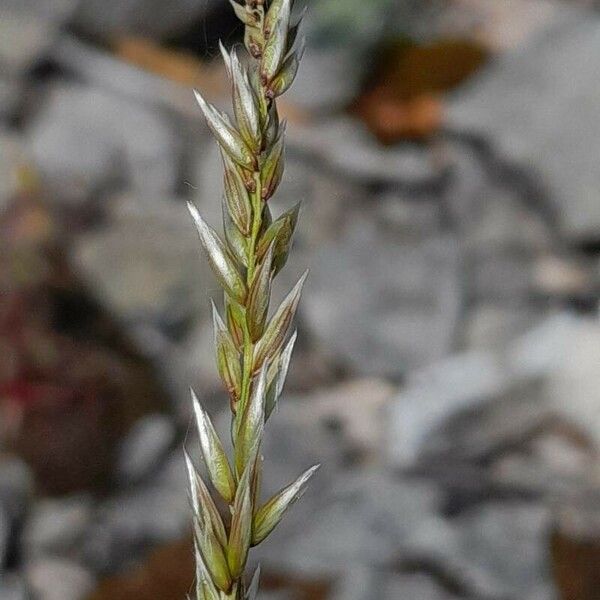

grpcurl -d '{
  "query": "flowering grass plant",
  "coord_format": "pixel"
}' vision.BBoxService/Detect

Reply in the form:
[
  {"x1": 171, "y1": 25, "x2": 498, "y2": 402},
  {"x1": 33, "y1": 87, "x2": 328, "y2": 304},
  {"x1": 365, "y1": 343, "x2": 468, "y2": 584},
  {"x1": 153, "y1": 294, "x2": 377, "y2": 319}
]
[{"x1": 185, "y1": 1, "x2": 317, "y2": 598}]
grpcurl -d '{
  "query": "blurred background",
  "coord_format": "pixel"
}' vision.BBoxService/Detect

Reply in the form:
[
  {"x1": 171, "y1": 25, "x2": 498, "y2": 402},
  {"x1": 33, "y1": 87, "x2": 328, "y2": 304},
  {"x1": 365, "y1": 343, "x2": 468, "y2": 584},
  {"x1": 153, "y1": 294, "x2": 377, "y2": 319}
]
[{"x1": 1, "y1": 0, "x2": 600, "y2": 598}]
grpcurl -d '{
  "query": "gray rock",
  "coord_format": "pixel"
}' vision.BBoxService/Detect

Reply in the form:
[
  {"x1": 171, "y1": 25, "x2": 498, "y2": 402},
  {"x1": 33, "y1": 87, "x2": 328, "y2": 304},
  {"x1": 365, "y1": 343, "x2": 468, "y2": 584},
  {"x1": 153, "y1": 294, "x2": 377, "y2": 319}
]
[
  {"x1": 51, "y1": 36, "x2": 200, "y2": 120},
  {"x1": 0, "y1": 7, "x2": 64, "y2": 76},
  {"x1": 82, "y1": 451, "x2": 189, "y2": 571},
  {"x1": 0, "y1": 130, "x2": 26, "y2": 209},
  {"x1": 452, "y1": 503, "x2": 554, "y2": 599},
  {"x1": 510, "y1": 312, "x2": 600, "y2": 447},
  {"x1": 73, "y1": 0, "x2": 221, "y2": 39},
  {"x1": 448, "y1": 16, "x2": 600, "y2": 242},
  {"x1": 1, "y1": 0, "x2": 78, "y2": 23},
  {"x1": 83, "y1": 487, "x2": 189, "y2": 571},
  {"x1": 375, "y1": 193, "x2": 442, "y2": 236},
  {"x1": 0, "y1": 457, "x2": 34, "y2": 522},
  {"x1": 426, "y1": 381, "x2": 556, "y2": 471},
  {"x1": 445, "y1": 142, "x2": 554, "y2": 252},
  {"x1": 328, "y1": 565, "x2": 383, "y2": 600},
  {"x1": 0, "y1": 0, "x2": 76, "y2": 93},
  {"x1": 444, "y1": 141, "x2": 555, "y2": 311},
  {"x1": 170, "y1": 319, "x2": 224, "y2": 416},
  {"x1": 387, "y1": 314, "x2": 598, "y2": 498},
  {"x1": 330, "y1": 568, "x2": 459, "y2": 600},
  {"x1": 26, "y1": 558, "x2": 95, "y2": 600},
  {"x1": 304, "y1": 215, "x2": 461, "y2": 377},
  {"x1": 287, "y1": 49, "x2": 364, "y2": 111},
  {"x1": 408, "y1": 503, "x2": 555, "y2": 599},
  {"x1": 434, "y1": 0, "x2": 581, "y2": 51},
  {"x1": 386, "y1": 351, "x2": 509, "y2": 468},
  {"x1": 288, "y1": 380, "x2": 395, "y2": 461},
  {"x1": 543, "y1": 315, "x2": 600, "y2": 448},
  {"x1": 329, "y1": 567, "x2": 460, "y2": 600},
  {"x1": 387, "y1": 310, "x2": 600, "y2": 470},
  {"x1": 464, "y1": 304, "x2": 545, "y2": 351},
  {"x1": 225, "y1": 394, "x2": 441, "y2": 577},
  {"x1": 0, "y1": 505, "x2": 9, "y2": 568},
  {"x1": 290, "y1": 117, "x2": 443, "y2": 186},
  {"x1": 254, "y1": 593, "x2": 291, "y2": 600},
  {"x1": 471, "y1": 248, "x2": 537, "y2": 302},
  {"x1": 384, "y1": 573, "x2": 460, "y2": 600},
  {"x1": 0, "y1": 573, "x2": 28, "y2": 600},
  {"x1": 508, "y1": 312, "x2": 578, "y2": 379},
  {"x1": 242, "y1": 399, "x2": 347, "y2": 503},
  {"x1": 532, "y1": 254, "x2": 597, "y2": 300},
  {"x1": 27, "y1": 84, "x2": 180, "y2": 200},
  {"x1": 254, "y1": 468, "x2": 441, "y2": 578},
  {"x1": 116, "y1": 414, "x2": 176, "y2": 484},
  {"x1": 491, "y1": 432, "x2": 594, "y2": 497},
  {"x1": 190, "y1": 142, "x2": 231, "y2": 231},
  {"x1": 22, "y1": 496, "x2": 93, "y2": 560},
  {"x1": 0, "y1": 77, "x2": 22, "y2": 120},
  {"x1": 73, "y1": 195, "x2": 209, "y2": 332},
  {"x1": 232, "y1": 380, "x2": 395, "y2": 504},
  {"x1": 306, "y1": 0, "x2": 577, "y2": 105}
]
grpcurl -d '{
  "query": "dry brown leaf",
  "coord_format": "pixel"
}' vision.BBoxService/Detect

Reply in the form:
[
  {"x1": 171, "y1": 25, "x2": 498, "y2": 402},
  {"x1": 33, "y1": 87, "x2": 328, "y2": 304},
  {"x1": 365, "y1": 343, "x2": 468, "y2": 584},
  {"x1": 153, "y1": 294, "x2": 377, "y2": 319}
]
[{"x1": 353, "y1": 39, "x2": 488, "y2": 143}]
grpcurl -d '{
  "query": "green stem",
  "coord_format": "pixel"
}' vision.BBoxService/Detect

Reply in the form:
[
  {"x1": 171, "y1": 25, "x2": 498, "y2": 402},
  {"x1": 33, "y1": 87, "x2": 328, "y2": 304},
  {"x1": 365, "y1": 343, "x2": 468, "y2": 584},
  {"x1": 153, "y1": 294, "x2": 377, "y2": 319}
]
[
  {"x1": 246, "y1": 171, "x2": 264, "y2": 281},
  {"x1": 236, "y1": 171, "x2": 264, "y2": 436},
  {"x1": 238, "y1": 319, "x2": 253, "y2": 419}
]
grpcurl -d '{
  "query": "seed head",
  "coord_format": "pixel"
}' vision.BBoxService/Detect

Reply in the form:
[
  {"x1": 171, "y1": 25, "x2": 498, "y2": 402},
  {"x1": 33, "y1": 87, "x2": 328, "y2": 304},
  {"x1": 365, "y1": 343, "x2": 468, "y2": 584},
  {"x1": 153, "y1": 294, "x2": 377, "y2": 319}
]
[{"x1": 185, "y1": 2, "x2": 316, "y2": 597}]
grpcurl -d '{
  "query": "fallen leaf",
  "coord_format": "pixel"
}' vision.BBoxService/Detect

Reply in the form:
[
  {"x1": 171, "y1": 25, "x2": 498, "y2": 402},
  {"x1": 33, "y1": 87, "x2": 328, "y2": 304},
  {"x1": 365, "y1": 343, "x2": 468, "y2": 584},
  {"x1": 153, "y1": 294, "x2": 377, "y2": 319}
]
[{"x1": 353, "y1": 38, "x2": 488, "y2": 143}]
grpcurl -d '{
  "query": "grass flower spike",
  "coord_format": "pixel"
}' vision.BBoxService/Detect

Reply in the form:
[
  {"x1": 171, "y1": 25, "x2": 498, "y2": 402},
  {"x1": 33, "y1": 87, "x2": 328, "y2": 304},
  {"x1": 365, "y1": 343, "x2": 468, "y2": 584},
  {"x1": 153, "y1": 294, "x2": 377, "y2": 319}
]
[{"x1": 186, "y1": 1, "x2": 318, "y2": 597}]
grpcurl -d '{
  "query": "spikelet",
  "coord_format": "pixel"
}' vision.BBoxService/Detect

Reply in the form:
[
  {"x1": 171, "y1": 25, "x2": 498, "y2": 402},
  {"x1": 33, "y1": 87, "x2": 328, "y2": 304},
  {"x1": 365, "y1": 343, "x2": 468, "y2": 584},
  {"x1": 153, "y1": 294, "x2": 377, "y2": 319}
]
[{"x1": 185, "y1": 1, "x2": 317, "y2": 598}]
